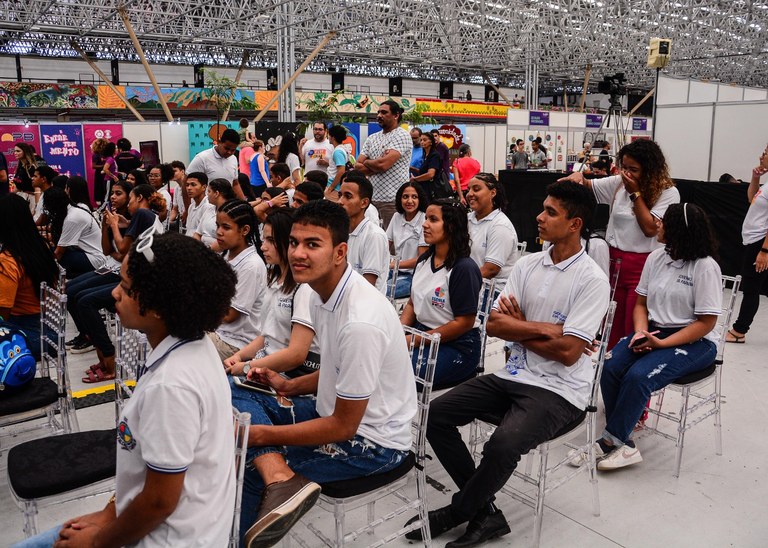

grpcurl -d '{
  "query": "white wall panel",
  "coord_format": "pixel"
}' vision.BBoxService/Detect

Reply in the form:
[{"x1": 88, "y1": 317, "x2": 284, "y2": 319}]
[
  {"x1": 657, "y1": 75, "x2": 690, "y2": 105},
  {"x1": 711, "y1": 102, "x2": 768, "y2": 181},
  {"x1": 688, "y1": 81, "x2": 718, "y2": 103},
  {"x1": 654, "y1": 105, "x2": 713, "y2": 180}
]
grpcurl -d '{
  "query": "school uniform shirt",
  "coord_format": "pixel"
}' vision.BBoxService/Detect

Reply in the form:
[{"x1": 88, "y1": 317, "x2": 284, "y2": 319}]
[
  {"x1": 285, "y1": 152, "x2": 301, "y2": 181},
  {"x1": 186, "y1": 146, "x2": 238, "y2": 183},
  {"x1": 591, "y1": 175, "x2": 680, "y2": 253},
  {"x1": 386, "y1": 211, "x2": 426, "y2": 274},
  {"x1": 302, "y1": 139, "x2": 335, "y2": 173},
  {"x1": 157, "y1": 187, "x2": 172, "y2": 217},
  {"x1": 347, "y1": 218, "x2": 390, "y2": 294},
  {"x1": 494, "y1": 246, "x2": 610, "y2": 410},
  {"x1": 365, "y1": 203, "x2": 381, "y2": 226},
  {"x1": 260, "y1": 282, "x2": 320, "y2": 360},
  {"x1": 543, "y1": 236, "x2": 610, "y2": 278},
  {"x1": 57, "y1": 205, "x2": 107, "y2": 269},
  {"x1": 216, "y1": 247, "x2": 267, "y2": 348},
  {"x1": 468, "y1": 209, "x2": 519, "y2": 282},
  {"x1": 741, "y1": 184, "x2": 768, "y2": 245},
  {"x1": 411, "y1": 255, "x2": 482, "y2": 330},
  {"x1": 171, "y1": 182, "x2": 186, "y2": 217},
  {"x1": 311, "y1": 266, "x2": 417, "y2": 451},
  {"x1": 186, "y1": 197, "x2": 217, "y2": 246},
  {"x1": 116, "y1": 336, "x2": 235, "y2": 547},
  {"x1": 636, "y1": 248, "x2": 722, "y2": 344}
]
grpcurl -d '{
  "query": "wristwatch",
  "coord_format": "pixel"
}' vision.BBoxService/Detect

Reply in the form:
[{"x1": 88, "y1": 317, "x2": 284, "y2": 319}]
[
  {"x1": 242, "y1": 361, "x2": 251, "y2": 375},
  {"x1": 629, "y1": 191, "x2": 641, "y2": 202}
]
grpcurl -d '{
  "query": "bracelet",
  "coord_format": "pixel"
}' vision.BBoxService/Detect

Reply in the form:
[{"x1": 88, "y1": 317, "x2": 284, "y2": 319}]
[{"x1": 760, "y1": 248, "x2": 768, "y2": 254}]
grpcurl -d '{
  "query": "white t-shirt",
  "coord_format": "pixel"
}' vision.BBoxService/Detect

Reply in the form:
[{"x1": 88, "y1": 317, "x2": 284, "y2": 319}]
[
  {"x1": 361, "y1": 127, "x2": 413, "y2": 202},
  {"x1": 591, "y1": 175, "x2": 680, "y2": 253},
  {"x1": 216, "y1": 247, "x2": 267, "y2": 348},
  {"x1": 468, "y1": 209, "x2": 519, "y2": 282},
  {"x1": 285, "y1": 152, "x2": 301, "y2": 181},
  {"x1": 57, "y1": 205, "x2": 106, "y2": 269},
  {"x1": 327, "y1": 144, "x2": 348, "y2": 185},
  {"x1": 185, "y1": 196, "x2": 209, "y2": 236},
  {"x1": 301, "y1": 139, "x2": 335, "y2": 173},
  {"x1": 115, "y1": 336, "x2": 235, "y2": 548},
  {"x1": 386, "y1": 211, "x2": 426, "y2": 274},
  {"x1": 636, "y1": 248, "x2": 722, "y2": 344},
  {"x1": 312, "y1": 266, "x2": 417, "y2": 451},
  {"x1": 741, "y1": 184, "x2": 768, "y2": 245},
  {"x1": 172, "y1": 183, "x2": 186, "y2": 216},
  {"x1": 494, "y1": 246, "x2": 610, "y2": 410},
  {"x1": 365, "y1": 203, "x2": 381, "y2": 226},
  {"x1": 187, "y1": 197, "x2": 217, "y2": 246},
  {"x1": 347, "y1": 218, "x2": 390, "y2": 294},
  {"x1": 260, "y1": 282, "x2": 320, "y2": 358},
  {"x1": 187, "y1": 147, "x2": 238, "y2": 183}
]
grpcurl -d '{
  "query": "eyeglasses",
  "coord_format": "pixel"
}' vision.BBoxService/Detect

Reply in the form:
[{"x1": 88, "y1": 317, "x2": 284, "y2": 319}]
[{"x1": 136, "y1": 224, "x2": 162, "y2": 263}]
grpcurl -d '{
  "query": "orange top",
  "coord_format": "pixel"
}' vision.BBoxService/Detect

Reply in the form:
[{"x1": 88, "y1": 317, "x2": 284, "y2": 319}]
[{"x1": 0, "y1": 251, "x2": 40, "y2": 316}]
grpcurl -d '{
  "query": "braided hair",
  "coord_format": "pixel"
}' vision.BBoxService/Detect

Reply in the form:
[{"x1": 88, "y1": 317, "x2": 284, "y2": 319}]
[{"x1": 217, "y1": 199, "x2": 264, "y2": 260}]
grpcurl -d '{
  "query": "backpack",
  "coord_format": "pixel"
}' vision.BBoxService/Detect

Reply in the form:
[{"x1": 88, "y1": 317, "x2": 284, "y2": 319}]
[{"x1": 0, "y1": 326, "x2": 36, "y2": 390}]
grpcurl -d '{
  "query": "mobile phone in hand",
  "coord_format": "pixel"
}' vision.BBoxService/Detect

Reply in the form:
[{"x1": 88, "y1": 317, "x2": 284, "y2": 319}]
[
  {"x1": 629, "y1": 336, "x2": 648, "y2": 348},
  {"x1": 233, "y1": 376, "x2": 277, "y2": 396}
]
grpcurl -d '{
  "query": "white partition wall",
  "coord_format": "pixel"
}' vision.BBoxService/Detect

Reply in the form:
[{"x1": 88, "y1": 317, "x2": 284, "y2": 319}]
[
  {"x1": 710, "y1": 103, "x2": 768, "y2": 181},
  {"x1": 654, "y1": 104, "x2": 713, "y2": 181},
  {"x1": 123, "y1": 122, "x2": 162, "y2": 161},
  {"x1": 159, "y1": 123, "x2": 190, "y2": 165}
]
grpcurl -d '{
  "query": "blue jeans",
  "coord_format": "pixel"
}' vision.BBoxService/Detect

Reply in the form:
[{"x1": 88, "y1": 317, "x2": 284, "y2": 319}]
[
  {"x1": 10, "y1": 525, "x2": 61, "y2": 547},
  {"x1": 230, "y1": 379, "x2": 409, "y2": 542},
  {"x1": 386, "y1": 271, "x2": 412, "y2": 299},
  {"x1": 66, "y1": 271, "x2": 118, "y2": 356},
  {"x1": 412, "y1": 322, "x2": 481, "y2": 389},
  {"x1": 58, "y1": 248, "x2": 95, "y2": 279},
  {"x1": 600, "y1": 330, "x2": 717, "y2": 445}
]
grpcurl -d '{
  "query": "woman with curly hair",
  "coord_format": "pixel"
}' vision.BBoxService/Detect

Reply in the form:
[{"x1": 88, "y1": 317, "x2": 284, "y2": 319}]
[
  {"x1": 591, "y1": 203, "x2": 721, "y2": 470},
  {"x1": 400, "y1": 199, "x2": 482, "y2": 388},
  {"x1": 560, "y1": 139, "x2": 680, "y2": 348}
]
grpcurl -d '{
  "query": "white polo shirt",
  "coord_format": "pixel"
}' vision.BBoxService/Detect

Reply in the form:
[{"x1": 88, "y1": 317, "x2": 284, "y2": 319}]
[
  {"x1": 216, "y1": 247, "x2": 267, "y2": 348},
  {"x1": 543, "y1": 235, "x2": 610, "y2": 277},
  {"x1": 410, "y1": 255, "x2": 482, "y2": 330},
  {"x1": 468, "y1": 208, "x2": 519, "y2": 282},
  {"x1": 312, "y1": 266, "x2": 417, "y2": 451},
  {"x1": 591, "y1": 175, "x2": 680, "y2": 253},
  {"x1": 494, "y1": 247, "x2": 610, "y2": 410},
  {"x1": 157, "y1": 186, "x2": 172, "y2": 216},
  {"x1": 187, "y1": 197, "x2": 217, "y2": 246},
  {"x1": 742, "y1": 184, "x2": 768, "y2": 245},
  {"x1": 187, "y1": 147, "x2": 238, "y2": 183},
  {"x1": 347, "y1": 218, "x2": 390, "y2": 294},
  {"x1": 57, "y1": 205, "x2": 106, "y2": 269},
  {"x1": 361, "y1": 127, "x2": 413, "y2": 202},
  {"x1": 636, "y1": 248, "x2": 722, "y2": 344},
  {"x1": 260, "y1": 282, "x2": 320, "y2": 358},
  {"x1": 365, "y1": 203, "x2": 381, "y2": 226},
  {"x1": 115, "y1": 336, "x2": 235, "y2": 547},
  {"x1": 301, "y1": 139, "x2": 335, "y2": 173},
  {"x1": 386, "y1": 211, "x2": 426, "y2": 274}
]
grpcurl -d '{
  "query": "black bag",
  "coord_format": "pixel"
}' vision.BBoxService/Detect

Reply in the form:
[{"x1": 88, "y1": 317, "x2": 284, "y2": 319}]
[{"x1": 429, "y1": 169, "x2": 457, "y2": 200}]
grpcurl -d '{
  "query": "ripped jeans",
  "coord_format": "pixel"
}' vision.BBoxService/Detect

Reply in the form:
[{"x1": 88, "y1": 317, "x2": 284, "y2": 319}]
[
  {"x1": 231, "y1": 380, "x2": 408, "y2": 538},
  {"x1": 600, "y1": 328, "x2": 717, "y2": 445}
]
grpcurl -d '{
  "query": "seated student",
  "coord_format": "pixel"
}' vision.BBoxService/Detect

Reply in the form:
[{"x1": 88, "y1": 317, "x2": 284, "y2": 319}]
[
  {"x1": 207, "y1": 200, "x2": 267, "y2": 363},
  {"x1": 252, "y1": 186, "x2": 290, "y2": 224},
  {"x1": 386, "y1": 181, "x2": 428, "y2": 299},
  {"x1": 269, "y1": 162, "x2": 292, "y2": 191},
  {"x1": 466, "y1": 173, "x2": 519, "y2": 285},
  {"x1": 183, "y1": 172, "x2": 215, "y2": 244},
  {"x1": 43, "y1": 187, "x2": 106, "y2": 279},
  {"x1": 400, "y1": 199, "x2": 482, "y2": 388},
  {"x1": 168, "y1": 160, "x2": 187, "y2": 230},
  {"x1": 125, "y1": 169, "x2": 148, "y2": 187},
  {"x1": 303, "y1": 169, "x2": 328, "y2": 189},
  {"x1": 543, "y1": 232, "x2": 610, "y2": 277},
  {"x1": 147, "y1": 164, "x2": 174, "y2": 222},
  {"x1": 0, "y1": 194, "x2": 59, "y2": 360},
  {"x1": 64, "y1": 175, "x2": 92, "y2": 208},
  {"x1": 592, "y1": 204, "x2": 722, "y2": 470},
  {"x1": 338, "y1": 171, "x2": 389, "y2": 293},
  {"x1": 231, "y1": 200, "x2": 417, "y2": 547},
  {"x1": 32, "y1": 165, "x2": 57, "y2": 225},
  {"x1": 291, "y1": 181, "x2": 324, "y2": 209},
  {"x1": 223, "y1": 209, "x2": 320, "y2": 377},
  {"x1": 407, "y1": 181, "x2": 609, "y2": 546},
  {"x1": 16, "y1": 233, "x2": 238, "y2": 548}
]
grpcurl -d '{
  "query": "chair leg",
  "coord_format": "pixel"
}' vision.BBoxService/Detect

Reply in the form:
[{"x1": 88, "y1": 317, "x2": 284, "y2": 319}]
[
  {"x1": 587, "y1": 418, "x2": 600, "y2": 517},
  {"x1": 714, "y1": 372, "x2": 723, "y2": 456},
  {"x1": 333, "y1": 501, "x2": 345, "y2": 548},
  {"x1": 22, "y1": 500, "x2": 39, "y2": 538},
  {"x1": 366, "y1": 501, "x2": 375, "y2": 537},
  {"x1": 532, "y1": 444, "x2": 549, "y2": 548},
  {"x1": 674, "y1": 387, "x2": 691, "y2": 478},
  {"x1": 416, "y1": 461, "x2": 432, "y2": 546},
  {"x1": 651, "y1": 389, "x2": 665, "y2": 430}
]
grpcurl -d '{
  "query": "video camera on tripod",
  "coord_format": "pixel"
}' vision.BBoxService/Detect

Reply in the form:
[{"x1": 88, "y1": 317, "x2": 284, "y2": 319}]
[{"x1": 597, "y1": 73, "x2": 627, "y2": 109}]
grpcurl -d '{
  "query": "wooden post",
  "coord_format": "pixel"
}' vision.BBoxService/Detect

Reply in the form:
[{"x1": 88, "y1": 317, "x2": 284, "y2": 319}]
[
  {"x1": 70, "y1": 39, "x2": 145, "y2": 122},
  {"x1": 481, "y1": 73, "x2": 515, "y2": 109},
  {"x1": 222, "y1": 50, "x2": 250, "y2": 122},
  {"x1": 254, "y1": 32, "x2": 337, "y2": 123},
  {"x1": 563, "y1": 86, "x2": 568, "y2": 113},
  {"x1": 580, "y1": 64, "x2": 592, "y2": 113},
  {"x1": 627, "y1": 88, "x2": 655, "y2": 117},
  {"x1": 118, "y1": 8, "x2": 174, "y2": 122}
]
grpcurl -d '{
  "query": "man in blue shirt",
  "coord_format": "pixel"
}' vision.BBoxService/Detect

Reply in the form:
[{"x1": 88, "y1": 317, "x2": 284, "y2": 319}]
[{"x1": 409, "y1": 127, "x2": 424, "y2": 176}]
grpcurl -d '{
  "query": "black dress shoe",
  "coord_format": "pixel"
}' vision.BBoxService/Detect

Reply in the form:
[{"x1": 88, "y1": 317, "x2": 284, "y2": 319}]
[
  {"x1": 404, "y1": 504, "x2": 459, "y2": 541},
  {"x1": 445, "y1": 509, "x2": 511, "y2": 547}
]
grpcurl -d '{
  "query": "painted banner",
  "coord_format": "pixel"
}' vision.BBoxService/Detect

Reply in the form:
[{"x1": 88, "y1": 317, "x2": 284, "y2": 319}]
[
  {"x1": 529, "y1": 111, "x2": 550, "y2": 126},
  {"x1": 83, "y1": 123, "x2": 123, "y2": 198},
  {"x1": 417, "y1": 98, "x2": 508, "y2": 119},
  {"x1": 39, "y1": 124, "x2": 86, "y2": 178},
  {"x1": 586, "y1": 114, "x2": 603, "y2": 128},
  {"x1": 632, "y1": 118, "x2": 648, "y2": 131},
  {"x1": 0, "y1": 82, "x2": 97, "y2": 109},
  {"x1": 97, "y1": 86, "x2": 127, "y2": 109},
  {"x1": 0, "y1": 124, "x2": 41, "y2": 180}
]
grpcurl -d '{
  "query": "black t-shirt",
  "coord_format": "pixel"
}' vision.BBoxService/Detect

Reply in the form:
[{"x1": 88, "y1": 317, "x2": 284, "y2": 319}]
[
  {"x1": 447, "y1": 257, "x2": 483, "y2": 317},
  {"x1": 0, "y1": 153, "x2": 8, "y2": 196},
  {"x1": 125, "y1": 209, "x2": 159, "y2": 240},
  {"x1": 419, "y1": 150, "x2": 442, "y2": 180},
  {"x1": 115, "y1": 151, "x2": 142, "y2": 174}
]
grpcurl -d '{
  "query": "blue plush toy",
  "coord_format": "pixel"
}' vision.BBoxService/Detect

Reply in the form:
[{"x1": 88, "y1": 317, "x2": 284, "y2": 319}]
[{"x1": 0, "y1": 327, "x2": 36, "y2": 390}]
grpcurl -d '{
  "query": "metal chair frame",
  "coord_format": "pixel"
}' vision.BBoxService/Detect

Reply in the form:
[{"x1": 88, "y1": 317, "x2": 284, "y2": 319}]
[
  {"x1": 230, "y1": 408, "x2": 251, "y2": 548},
  {"x1": 386, "y1": 254, "x2": 400, "y2": 307}
]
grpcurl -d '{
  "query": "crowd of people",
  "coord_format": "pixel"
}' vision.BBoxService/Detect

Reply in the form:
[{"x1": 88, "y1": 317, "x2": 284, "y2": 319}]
[{"x1": 3, "y1": 113, "x2": 766, "y2": 548}]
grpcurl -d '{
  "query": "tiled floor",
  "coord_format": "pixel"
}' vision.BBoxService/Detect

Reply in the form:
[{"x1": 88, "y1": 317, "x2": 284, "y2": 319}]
[{"x1": 2, "y1": 295, "x2": 767, "y2": 547}]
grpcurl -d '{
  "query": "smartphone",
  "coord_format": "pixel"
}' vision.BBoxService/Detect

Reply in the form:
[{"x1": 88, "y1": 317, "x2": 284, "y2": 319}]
[
  {"x1": 629, "y1": 336, "x2": 648, "y2": 348},
  {"x1": 233, "y1": 376, "x2": 277, "y2": 396}
]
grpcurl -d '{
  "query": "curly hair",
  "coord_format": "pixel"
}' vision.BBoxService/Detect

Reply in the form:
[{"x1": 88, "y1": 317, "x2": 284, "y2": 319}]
[
  {"x1": 127, "y1": 233, "x2": 236, "y2": 339},
  {"x1": 427, "y1": 199, "x2": 471, "y2": 269},
  {"x1": 472, "y1": 172, "x2": 507, "y2": 211},
  {"x1": 217, "y1": 199, "x2": 264, "y2": 259},
  {"x1": 662, "y1": 203, "x2": 719, "y2": 262},
  {"x1": 264, "y1": 209, "x2": 298, "y2": 294},
  {"x1": 617, "y1": 140, "x2": 674, "y2": 207},
  {"x1": 131, "y1": 184, "x2": 166, "y2": 215},
  {"x1": 90, "y1": 138, "x2": 108, "y2": 156},
  {"x1": 395, "y1": 181, "x2": 428, "y2": 215}
]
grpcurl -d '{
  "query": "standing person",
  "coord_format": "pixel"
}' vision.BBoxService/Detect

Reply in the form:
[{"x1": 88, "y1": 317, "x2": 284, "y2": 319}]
[
  {"x1": 186, "y1": 128, "x2": 246, "y2": 200},
  {"x1": 89, "y1": 138, "x2": 108, "y2": 206},
  {"x1": 354, "y1": 100, "x2": 412, "y2": 227},
  {"x1": 406, "y1": 181, "x2": 609, "y2": 546},
  {"x1": 325, "y1": 125, "x2": 348, "y2": 201},
  {"x1": 466, "y1": 90, "x2": 473, "y2": 101},
  {"x1": 0, "y1": 143, "x2": 9, "y2": 196},
  {"x1": 451, "y1": 144, "x2": 481, "y2": 204},
  {"x1": 17, "y1": 233, "x2": 238, "y2": 548},
  {"x1": 528, "y1": 140, "x2": 547, "y2": 170},
  {"x1": 387, "y1": 182, "x2": 429, "y2": 299},
  {"x1": 409, "y1": 132, "x2": 442, "y2": 201},
  {"x1": 238, "y1": 141, "x2": 256, "y2": 180},
  {"x1": 725, "y1": 145, "x2": 768, "y2": 344},
  {"x1": 558, "y1": 139, "x2": 679, "y2": 348},
  {"x1": 249, "y1": 140, "x2": 271, "y2": 197},
  {"x1": 101, "y1": 142, "x2": 119, "y2": 198},
  {"x1": 12, "y1": 143, "x2": 45, "y2": 212},
  {"x1": 511, "y1": 139, "x2": 529, "y2": 171},
  {"x1": 232, "y1": 200, "x2": 416, "y2": 547},
  {"x1": 277, "y1": 132, "x2": 302, "y2": 188},
  {"x1": 114, "y1": 138, "x2": 143, "y2": 175},
  {"x1": 430, "y1": 128, "x2": 451, "y2": 179},
  {"x1": 300, "y1": 122, "x2": 334, "y2": 174},
  {"x1": 409, "y1": 127, "x2": 424, "y2": 177}
]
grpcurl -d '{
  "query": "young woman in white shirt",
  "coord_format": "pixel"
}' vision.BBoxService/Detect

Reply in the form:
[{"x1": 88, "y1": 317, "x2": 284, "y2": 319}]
[
  {"x1": 276, "y1": 132, "x2": 302, "y2": 187},
  {"x1": 386, "y1": 181, "x2": 429, "y2": 299}
]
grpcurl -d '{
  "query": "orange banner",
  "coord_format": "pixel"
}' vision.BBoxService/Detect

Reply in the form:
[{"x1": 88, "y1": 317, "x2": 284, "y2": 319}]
[{"x1": 97, "y1": 85, "x2": 127, "y2": 109}]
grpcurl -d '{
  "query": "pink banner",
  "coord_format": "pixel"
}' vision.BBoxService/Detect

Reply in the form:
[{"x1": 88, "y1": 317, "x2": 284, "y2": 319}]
[
  {"x1": 0, "y1": 124, "x2": 41, "y2": 183},
  {"x1": 83, "y1": 123, "x2": 123, "y2": 201}
]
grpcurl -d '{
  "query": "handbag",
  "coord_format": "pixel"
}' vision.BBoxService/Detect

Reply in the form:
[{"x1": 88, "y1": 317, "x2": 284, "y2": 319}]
[
  {"x1": 430, "y1": 169, "x2": 457, "y2": 200},
  {"x1": 0, "y1": 326, "x2": 36, "y2": 390}
]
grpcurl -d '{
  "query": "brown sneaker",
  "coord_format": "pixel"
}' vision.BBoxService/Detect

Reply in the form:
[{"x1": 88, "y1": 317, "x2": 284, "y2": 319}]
[{"x1": 243, "y1": 473, "x2": 321, "y2": 548}]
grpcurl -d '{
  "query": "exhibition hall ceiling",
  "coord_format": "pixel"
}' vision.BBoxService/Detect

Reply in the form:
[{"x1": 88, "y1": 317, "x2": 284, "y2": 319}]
[{"x1": 1, "y1": 0, "x2": 766, "y2": 93}]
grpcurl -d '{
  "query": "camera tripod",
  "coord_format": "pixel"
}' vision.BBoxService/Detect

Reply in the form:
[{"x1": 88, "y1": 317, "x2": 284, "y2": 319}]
[{"x1": 579, "y1": 93, "x2": 627, "y2": 172}]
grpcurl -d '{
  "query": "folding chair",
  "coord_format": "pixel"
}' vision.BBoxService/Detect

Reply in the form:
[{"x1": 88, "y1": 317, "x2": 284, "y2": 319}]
[
  {"x1": 0, "y1": 282, "x2": 78, "y2": 453},
  {"x1": 230, "y1": 408, "x2": 251, "y2": 548},
  {"x1": 470, "y1": 301, "x2": 617, "y2": 548},
  {"x1": 299, "y1": 325, "x2": 440, "y2": 547},
  {"x1": 386, "y1": 254, "x2": 400, "y2": 307},
  {"x1": 641, "y1": 274, "x2": 742, "y2": 477}
]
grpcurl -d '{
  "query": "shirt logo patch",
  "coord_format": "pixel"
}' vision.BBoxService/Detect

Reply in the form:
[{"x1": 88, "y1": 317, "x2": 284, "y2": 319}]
[
  {"x1": 277, "y1": 296, "x2": 293, "y2": 309},
  {"x1": 551, "y1": 310, "x2": 567, "y2": 323},
  {"x1": 677, "y1": 274, "x2": 693, "y2": 287},
  {"x1": 117, "y1": 419, "x2": 136, "y2": 451},
  {"x1": 505, "y1": 343, "x2": 527, "y2": 375},
  {"x1": 431, "y1": 287, "x2": 446, "y2": 309}
]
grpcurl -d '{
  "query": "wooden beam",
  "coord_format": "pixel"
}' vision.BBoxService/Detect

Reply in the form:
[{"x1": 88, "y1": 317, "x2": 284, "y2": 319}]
[
  {"x1": 222, "y1": 50, "x2": 250, "y2": 122},
  {"x1": 580, "y1": 64, "x2": 592, "y2": 113},
  {"x1": 70, "y1": 39, "x2": 145, "y2": 122},
  {"x1": 254, "y1": 32, "x2": 337, "y2": 123},
  {"x1": 118, "y1": 7, "x2": 173, "y2": 122},
  {"x1": 563, "y1": 86, "x2": 568, "y2": 113},
  {"x1": 481, "y1": 73, "x2": 514, "y2": 109},
  {"x1": 627, "y1": 88, "x2": 655, "y2": 117}
]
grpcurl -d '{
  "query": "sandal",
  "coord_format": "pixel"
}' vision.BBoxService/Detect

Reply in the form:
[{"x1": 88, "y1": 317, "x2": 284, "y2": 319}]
[
  {"x1": 725, "y1": 330, "x2": 746, "y2": 344},
  {"x1": 82, "y1": 368, "x2": 116, "y2": 384},
  {"x1": 84, "y1": 363, "x2": 106, "y2": 375}
]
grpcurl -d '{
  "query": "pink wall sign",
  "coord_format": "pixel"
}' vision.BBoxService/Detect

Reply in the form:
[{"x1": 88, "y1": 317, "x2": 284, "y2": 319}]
[
  {"x1": 0, "y1": 124, "x2": 41, "y2": 181},
  {"x1": 83, "y1": 123, "x2": 123, "y2": 199}
]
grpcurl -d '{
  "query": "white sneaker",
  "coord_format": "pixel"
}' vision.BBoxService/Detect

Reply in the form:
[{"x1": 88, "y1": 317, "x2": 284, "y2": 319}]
[
  {"x1": 597, "y1": 444, "x2": 643, "y2": 470},
  {"x1": 567, "y1": 442, "x2": 606, "y2": 467}
]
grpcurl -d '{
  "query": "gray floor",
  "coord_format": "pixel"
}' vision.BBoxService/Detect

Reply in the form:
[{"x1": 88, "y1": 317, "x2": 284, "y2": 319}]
[{"x1": 2, "y1": 295, "x2": 768, "y2": 547}]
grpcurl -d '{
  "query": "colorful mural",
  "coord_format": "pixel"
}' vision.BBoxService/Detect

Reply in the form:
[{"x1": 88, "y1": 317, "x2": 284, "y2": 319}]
[{"x1": 0, "y1": 82, "x2": 98, "y2": 109}]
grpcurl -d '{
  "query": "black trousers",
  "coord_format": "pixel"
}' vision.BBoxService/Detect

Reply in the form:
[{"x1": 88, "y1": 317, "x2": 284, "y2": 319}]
[
  {"x1": 733, "y1": 240, "x2": 768, "y2": 334},
  {"x1": 427, "y1": 374, "x2": 582, "y2": 521}
]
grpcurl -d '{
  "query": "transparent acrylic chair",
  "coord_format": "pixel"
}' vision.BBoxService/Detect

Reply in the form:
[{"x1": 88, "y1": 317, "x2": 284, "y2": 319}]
[
  {"x1": 230, "y1": 408, "x2": 251, "y2": 548},
  {"x1": 386, "y1": 254, "x2": 400, "y2": 307}
]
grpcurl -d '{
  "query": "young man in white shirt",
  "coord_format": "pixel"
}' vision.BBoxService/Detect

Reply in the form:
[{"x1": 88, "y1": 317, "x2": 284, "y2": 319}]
[
  {"x1": 325, "y1": 124, "x2": 349, "y2": 198},
  {"x1": 183, "y1": 172, "x2": 218, "y2": 248},
  {"x1": 300, "y1": 122, "x2": 335, "y2": 173},
  {"x1": 169, "y1": 160, "x2": 188, "y2": 230},
  {"x1": 232, "y1": 200, "x2": 417, "y2": 547},
  {"x1": 338, "y1": 171, "x2": 390, "y2": 293},
  {"x1": 186, "y1": 128, "x2": 246, "y2": 199},
  {"x1": 408, "y1": 181, "x2": 609, "y2": 547}
]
